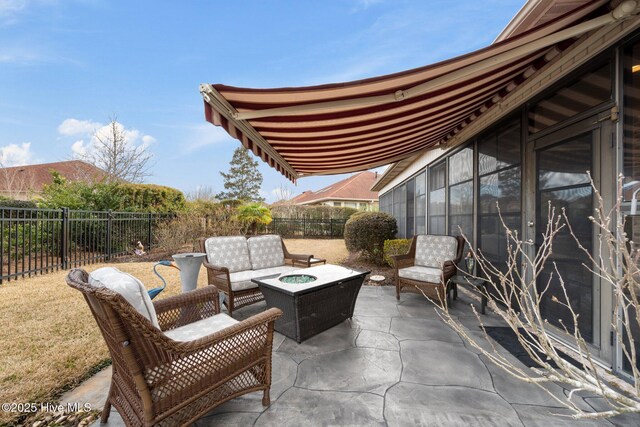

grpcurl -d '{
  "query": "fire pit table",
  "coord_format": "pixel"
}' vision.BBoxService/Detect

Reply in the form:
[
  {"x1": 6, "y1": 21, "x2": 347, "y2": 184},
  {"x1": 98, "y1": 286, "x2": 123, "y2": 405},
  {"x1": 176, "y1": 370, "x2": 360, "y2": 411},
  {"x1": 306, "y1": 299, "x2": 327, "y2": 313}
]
[{"x1": 252, "y1": 264, "x2": 370, "y2": 343}]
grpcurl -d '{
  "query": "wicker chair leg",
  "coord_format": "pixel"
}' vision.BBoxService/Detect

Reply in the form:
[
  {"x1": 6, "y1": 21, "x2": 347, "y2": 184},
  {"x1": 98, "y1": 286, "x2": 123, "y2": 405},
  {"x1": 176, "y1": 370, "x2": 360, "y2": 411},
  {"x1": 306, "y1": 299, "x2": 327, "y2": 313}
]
[
  {"x1": 262, "y1": 389, "x2": 270, "y2": 406},
  {"x1": 100, "y1": 400, "x2": 111, "y2": 423},
  {"x1": 227, "y1": 296, "x2": 234, "y2": 317}
]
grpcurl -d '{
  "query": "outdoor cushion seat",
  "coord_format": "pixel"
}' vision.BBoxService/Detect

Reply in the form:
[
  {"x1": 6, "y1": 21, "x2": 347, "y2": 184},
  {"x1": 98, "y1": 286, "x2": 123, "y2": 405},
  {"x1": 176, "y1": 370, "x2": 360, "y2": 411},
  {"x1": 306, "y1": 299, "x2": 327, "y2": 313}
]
[
  {"x1": 199, "y1": 235, "x2": 314, "y2": 317},
  {"x1": 164, "y1": 313, "x2": 238, "y2": 341},
  {"x1": 228, "y1": 266, "x2": 298, "y2": 291},
  {"x1": 66, "y1": 268, "x2": 282, "y2": 427},
  {"x1": 88, "y1": 266, "x2": 160, "y2": 328},
  {"x1": 398, "y1": 265, "x2": 442, "y2": 283},
  {"x1": 391, "y1": 234, "x2": 464, "y2": 304}
]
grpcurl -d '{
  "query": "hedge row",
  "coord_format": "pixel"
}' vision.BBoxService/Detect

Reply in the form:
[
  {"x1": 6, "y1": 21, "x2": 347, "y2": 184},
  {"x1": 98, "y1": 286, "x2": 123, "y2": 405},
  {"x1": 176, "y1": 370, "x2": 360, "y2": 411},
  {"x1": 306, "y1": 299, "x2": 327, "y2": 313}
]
[
  {"x1": 116, "y1": 183, "x2": 186, "y2": 213},
  {"x1": 270, "y1": 204, "x2": 358, "y2": 220}
]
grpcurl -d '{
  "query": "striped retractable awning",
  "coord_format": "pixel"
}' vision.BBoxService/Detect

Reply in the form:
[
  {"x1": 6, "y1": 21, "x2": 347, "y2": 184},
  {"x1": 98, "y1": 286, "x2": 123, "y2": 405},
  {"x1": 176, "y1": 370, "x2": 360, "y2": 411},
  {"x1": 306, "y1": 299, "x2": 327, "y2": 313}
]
[{"x1": 201, "y1": 0, "x2": 628, "y2": 183}]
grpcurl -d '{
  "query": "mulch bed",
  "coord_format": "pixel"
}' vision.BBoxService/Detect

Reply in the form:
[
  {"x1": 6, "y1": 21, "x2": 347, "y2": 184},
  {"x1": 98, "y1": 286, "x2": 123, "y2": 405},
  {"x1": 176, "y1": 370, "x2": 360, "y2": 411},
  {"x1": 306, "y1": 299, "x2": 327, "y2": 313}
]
[{"x1": 341, "y1": 252, "x2": 394, "y2": 286}]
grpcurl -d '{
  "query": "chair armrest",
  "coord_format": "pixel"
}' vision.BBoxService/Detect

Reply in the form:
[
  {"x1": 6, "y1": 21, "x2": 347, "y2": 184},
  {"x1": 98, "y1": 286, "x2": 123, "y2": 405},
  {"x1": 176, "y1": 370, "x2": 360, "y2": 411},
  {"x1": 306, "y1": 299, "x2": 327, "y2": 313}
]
[
  {"x1": 161, "y1": 308, "x2": 283, "y2": 354},
  {"x1": 154, "y1": 287, "x2": 220, "y2": 331},
  {"x1": 201, "y1": 260, "x2": 232, "y2": 293},
  {"x1": 442, "y1": 260, "x2": 457, "y2": 282},
  {"x1": 202, "y1": 260, "x2": 229, "y2": 276},
  {"x1": 286, "y1": 253, "x2": 312, "y2": 261},
  {"x1": 390, "y1": 254, "x2": 414, "y2": 269},
  {"x1": 286, "y1": 253, "x2": 313, "y2": 266}
]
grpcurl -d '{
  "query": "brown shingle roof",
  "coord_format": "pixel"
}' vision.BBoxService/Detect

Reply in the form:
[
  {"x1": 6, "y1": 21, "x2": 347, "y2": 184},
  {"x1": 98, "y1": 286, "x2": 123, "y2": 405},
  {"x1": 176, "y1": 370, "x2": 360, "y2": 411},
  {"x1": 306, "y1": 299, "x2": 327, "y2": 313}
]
[
  {"x1": 0, "y1": 160, "x2": 107, "y2": 193},
  {"x1": 289, "y1": 171, "x2": 379, "y2": 205}
]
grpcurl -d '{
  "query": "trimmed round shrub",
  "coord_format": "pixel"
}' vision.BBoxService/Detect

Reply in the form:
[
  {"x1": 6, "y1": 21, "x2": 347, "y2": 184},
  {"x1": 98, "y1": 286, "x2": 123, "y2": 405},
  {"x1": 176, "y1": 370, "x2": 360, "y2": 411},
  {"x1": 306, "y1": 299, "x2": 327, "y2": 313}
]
[
  {"x1": 383, "y1": 238, "x2": 411, "y2": 267},
  {"x1": 344, "y1": 212, "x2": 397, "y2": 265}
]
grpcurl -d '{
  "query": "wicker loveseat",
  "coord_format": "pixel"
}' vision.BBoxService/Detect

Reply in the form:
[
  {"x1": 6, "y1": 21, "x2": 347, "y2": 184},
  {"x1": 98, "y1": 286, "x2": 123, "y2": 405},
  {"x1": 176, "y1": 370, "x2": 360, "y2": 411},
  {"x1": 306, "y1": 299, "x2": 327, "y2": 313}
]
[
  {"x1": 66, "y1": 267, "x2": 282, "y2": 427},
  {"x1": 391, "y1": 234, "x2": 464, "y2": 303},
  {"x1": 199, "y1": 235, "x2": 313, "y2": 316}
]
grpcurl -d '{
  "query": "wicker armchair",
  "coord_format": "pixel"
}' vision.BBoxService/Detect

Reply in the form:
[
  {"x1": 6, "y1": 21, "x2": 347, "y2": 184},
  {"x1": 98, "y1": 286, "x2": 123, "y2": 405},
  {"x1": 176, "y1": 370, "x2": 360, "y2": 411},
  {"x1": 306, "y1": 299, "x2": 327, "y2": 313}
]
[
  {"x1": 199, "y1": 235, "x2": 312, "y2": 317},
  {"x1": 391, "y1": 235, "x2": 464, "y2": 303},
  {"x1": 66, "y1": 268, "x2": 282, "y2": 427}
]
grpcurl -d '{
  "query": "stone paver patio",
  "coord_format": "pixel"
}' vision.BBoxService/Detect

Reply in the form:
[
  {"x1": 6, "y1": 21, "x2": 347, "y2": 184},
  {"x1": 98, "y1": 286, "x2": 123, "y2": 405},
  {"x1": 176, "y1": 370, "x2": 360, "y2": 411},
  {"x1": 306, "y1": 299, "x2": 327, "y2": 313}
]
[{"x1": 63, "y1": 286, "x2": 639, "y2": 426}]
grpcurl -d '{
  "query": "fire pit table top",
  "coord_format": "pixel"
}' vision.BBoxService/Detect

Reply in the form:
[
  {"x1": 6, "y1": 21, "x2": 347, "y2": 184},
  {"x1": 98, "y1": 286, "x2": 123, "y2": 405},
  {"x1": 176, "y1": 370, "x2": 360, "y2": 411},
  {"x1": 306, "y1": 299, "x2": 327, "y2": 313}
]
[{"x1": 252, "y1": 264, "x2": 369, "y2": 296}]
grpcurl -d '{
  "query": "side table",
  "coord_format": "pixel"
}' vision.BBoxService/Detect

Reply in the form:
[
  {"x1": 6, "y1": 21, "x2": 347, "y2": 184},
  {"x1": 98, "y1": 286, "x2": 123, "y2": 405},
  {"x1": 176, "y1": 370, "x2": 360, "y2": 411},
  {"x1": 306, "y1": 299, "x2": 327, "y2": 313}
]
[
  {"x1": 172, "y1": 252, "x2": 206, "y2": 292},
  {"x1": 448, "y1": 275, "x2": 488, "y2": 314}
]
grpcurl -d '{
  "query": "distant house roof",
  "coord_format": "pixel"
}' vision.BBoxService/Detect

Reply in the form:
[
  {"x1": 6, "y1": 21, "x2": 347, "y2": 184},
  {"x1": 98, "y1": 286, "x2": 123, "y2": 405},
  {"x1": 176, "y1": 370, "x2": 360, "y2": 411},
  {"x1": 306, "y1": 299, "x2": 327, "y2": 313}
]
[
  {"x1": 0, "y1": 160, "x2": 108, "y2": 194},
  {"x1": 289, "y1": 171, "x2": 379, "y2": 205}
]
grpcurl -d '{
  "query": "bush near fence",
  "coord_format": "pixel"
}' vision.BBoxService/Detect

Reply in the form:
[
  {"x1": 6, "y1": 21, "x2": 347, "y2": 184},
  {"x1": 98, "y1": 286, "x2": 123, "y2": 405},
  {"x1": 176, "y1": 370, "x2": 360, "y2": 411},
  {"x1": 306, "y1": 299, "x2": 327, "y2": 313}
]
[
  {"x1": 345, "y1": 212, "x2": 398, "y2": 265},
  {"x1": 116, "y1": 183, "x2": 186, "y2": 213}
]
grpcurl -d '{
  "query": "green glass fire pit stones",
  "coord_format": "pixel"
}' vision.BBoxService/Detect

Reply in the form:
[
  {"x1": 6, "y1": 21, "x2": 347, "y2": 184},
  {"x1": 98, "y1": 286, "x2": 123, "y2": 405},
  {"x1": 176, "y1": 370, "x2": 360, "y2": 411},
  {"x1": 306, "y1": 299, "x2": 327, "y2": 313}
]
[{"x1": 279, "y1": 274, "x2": 317, "y2": 284}]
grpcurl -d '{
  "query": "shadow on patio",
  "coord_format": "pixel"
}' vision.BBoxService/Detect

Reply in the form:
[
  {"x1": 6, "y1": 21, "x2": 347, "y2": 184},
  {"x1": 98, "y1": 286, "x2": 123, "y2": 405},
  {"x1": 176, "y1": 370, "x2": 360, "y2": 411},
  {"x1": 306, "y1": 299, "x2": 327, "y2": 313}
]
[{"x1": 63, "y1": 286, "x2": 637, "y2": 426}]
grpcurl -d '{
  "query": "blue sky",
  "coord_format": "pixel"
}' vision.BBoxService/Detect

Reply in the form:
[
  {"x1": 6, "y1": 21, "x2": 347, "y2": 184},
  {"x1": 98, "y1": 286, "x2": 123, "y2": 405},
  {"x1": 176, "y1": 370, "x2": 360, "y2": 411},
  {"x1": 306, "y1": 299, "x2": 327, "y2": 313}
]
[{"x1": 0, "y1": 0, "x2": 523, "y2": 202}]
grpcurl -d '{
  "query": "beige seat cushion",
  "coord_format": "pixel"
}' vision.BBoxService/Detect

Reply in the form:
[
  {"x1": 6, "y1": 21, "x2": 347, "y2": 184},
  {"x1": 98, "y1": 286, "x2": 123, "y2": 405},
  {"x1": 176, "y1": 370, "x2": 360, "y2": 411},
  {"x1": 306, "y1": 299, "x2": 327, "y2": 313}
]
[
  {"x1": 398, "y1": 266, "x2": 442, "y2": 284},
  {"x1": 164, "y1": 313, "x2": 239, "y2": 342},
  {"x1": 247, "y1": 235, "x2": 285, "y2": 270},
  {"x1": 204, "y1": 236, "x2": 252, "y2": 273},
  {"x1": 89, "y1": 267, "x2": 159, "y2": 328},
  {"x1": 414, "y1": 235, "x2": 458, "y2": 268},
  {"x1": 228, "y1": 266, "x2": 298, "y2": 291}
]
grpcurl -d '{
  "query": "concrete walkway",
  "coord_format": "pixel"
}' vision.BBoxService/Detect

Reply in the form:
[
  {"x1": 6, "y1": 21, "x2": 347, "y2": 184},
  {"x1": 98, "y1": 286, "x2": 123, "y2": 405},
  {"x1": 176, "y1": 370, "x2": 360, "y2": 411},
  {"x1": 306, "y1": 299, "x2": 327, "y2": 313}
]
[{"x1": 63, "y1": 286, "x2": 639, "y2": 426}]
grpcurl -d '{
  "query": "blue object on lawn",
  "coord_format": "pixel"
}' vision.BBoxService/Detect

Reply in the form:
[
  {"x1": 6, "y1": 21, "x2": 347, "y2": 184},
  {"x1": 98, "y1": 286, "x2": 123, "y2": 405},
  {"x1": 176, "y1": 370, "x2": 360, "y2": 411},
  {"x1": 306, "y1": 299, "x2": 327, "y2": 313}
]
[{"x1": 148, "y1": 260, "x2": 180, "y2": 300}]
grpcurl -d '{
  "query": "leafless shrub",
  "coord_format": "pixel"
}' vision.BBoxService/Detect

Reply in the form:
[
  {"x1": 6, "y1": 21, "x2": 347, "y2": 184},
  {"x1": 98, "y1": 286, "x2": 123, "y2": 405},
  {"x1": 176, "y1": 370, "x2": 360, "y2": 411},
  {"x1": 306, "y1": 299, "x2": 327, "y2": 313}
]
[
  {"x1": 0, "y1": 166, "x2": 36, "y2": 200},
  {"x1": 440, "y1": 174, "x2": 640, "y2": 419},
  {"x1": 155, "y1": 211, "x2": 242, "y2": 253}
]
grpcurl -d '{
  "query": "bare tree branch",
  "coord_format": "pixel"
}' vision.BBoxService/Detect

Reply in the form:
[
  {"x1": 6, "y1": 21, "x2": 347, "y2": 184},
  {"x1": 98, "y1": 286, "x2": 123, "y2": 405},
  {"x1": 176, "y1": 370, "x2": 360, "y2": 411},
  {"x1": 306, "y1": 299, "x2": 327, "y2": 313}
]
[
  {"x1": 438, "y1": 175, "x2": 640, "y2": 419},
  {"x1": 77, "y1": 117, "x2": 152, "y2": 183},
  {"x1": 0, "y1": 165, "x2": 36, "y2": 200}
]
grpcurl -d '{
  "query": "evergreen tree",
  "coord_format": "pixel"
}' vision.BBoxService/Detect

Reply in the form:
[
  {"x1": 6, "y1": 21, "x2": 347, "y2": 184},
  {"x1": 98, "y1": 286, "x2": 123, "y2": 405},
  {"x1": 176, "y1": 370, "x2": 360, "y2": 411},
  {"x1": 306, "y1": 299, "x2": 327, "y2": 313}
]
[{"x1": 217, "y1": 147, "x2": 264, "y2": 202}]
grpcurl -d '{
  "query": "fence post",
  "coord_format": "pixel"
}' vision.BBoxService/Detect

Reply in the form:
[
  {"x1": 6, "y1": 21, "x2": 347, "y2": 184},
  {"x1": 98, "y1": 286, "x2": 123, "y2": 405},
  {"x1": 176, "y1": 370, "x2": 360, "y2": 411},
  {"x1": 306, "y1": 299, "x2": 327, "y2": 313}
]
[
  {"x1": 330, "y1": 219, "x2": 334, "y2": 237},
  {"x1": 302, "y1": 217, "x2": 306, "y2": 237},
  {"x1": 147, "y1": 213, "x2": 153, "y2": 251},
  {"x1": 61, "y1": 208, "x2": 69, "y2": 270},
  {"x1": 106, "y1": 210, "x2": 113, "y2": 261}
]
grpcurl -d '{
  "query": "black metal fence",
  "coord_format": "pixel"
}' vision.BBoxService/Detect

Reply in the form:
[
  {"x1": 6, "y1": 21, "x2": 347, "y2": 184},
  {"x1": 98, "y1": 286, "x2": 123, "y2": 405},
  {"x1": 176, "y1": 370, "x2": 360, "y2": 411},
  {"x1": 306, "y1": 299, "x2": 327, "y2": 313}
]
[
  {"x1": 265, "y1": 218, "x2": 347, "y2": 238},
  {"x1": 0, "y1": 207, "x2": 172, "y2": 283}
]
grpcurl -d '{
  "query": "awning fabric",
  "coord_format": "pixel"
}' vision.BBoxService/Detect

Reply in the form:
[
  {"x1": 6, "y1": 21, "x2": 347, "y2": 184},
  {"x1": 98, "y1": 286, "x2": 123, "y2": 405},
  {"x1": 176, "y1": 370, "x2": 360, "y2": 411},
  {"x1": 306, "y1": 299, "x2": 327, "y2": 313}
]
[{"x1": 201, "y1": 0, "x2": 616, "y2": 183}]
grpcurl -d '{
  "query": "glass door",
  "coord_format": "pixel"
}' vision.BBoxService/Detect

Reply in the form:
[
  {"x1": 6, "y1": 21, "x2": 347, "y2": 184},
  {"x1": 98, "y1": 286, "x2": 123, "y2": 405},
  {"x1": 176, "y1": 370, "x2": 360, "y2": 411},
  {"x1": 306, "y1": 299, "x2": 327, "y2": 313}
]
[
  {"x1": 536, "y1": 132, "x2": 596, "y2": 343},
  {"x1": 527, "y1": 115, "x2": 613, "y2": 360}
]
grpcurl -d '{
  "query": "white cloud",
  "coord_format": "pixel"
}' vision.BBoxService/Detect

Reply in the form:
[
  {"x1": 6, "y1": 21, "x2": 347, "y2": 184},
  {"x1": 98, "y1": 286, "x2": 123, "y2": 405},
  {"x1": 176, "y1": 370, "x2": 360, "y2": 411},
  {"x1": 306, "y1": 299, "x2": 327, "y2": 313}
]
[
  {"x1": 0, "y1": 142, "x2": 33, "y2": 166},
  {"x1": 142, "y1": 135, "x2": 156, "y2": 146},
  {"x1": 0, "y1": 0, "x2": 27, "y2": 17},
  {"x1": 58, "y1": 118, "x2": 101, "y2": 136},
  {"x1": 70, "y1": 139, "x2": 86, "y2": 157},
  {"x1": 59, "y1": 118, "x2": 156, "y2": 160},
  {"x1": 0, "y1": 0, "x2": 61, "y2": 22}
]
